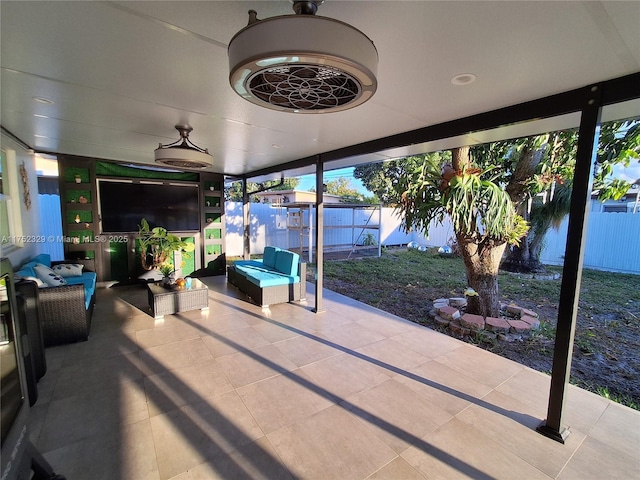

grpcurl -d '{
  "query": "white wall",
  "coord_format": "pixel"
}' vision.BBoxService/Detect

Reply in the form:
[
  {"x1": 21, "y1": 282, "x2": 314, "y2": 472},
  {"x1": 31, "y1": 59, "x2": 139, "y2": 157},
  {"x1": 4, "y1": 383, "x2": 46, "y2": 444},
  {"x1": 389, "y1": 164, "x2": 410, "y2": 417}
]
[{"x1": 0, "y1": 134, "x2": 42, "y2": 268}]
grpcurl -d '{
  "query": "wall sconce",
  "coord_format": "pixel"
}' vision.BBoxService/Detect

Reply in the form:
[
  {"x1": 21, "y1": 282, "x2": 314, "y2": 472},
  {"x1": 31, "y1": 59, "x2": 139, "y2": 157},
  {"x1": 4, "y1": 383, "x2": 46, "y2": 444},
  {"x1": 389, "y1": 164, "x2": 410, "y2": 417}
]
[{"x1": 74, "y1": 214, "x2": 81, "y2": 223}]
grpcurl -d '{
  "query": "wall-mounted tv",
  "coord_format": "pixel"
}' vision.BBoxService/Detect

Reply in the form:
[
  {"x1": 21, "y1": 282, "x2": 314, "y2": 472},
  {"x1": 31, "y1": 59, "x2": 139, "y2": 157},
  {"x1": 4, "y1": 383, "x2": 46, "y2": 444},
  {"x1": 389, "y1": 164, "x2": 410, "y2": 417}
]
[{"x1": 99, "y1": 180, "x2": 200, "y2": 233}]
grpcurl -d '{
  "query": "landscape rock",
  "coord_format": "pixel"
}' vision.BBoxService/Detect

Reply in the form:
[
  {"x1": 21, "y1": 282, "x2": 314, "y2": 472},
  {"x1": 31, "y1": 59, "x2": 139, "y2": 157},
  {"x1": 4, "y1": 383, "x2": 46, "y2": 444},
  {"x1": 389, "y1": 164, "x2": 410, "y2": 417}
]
[
  {"x1": 449, "y1": 320, "x2": 470, "y2": 336},
  {"x1": 520, "y1": 315, "x2": 540, "y2": 329},
  {"x1": 505, "y1": 305, "x2": 522, "y2": 316},
  {"x1": 485, "y1": 316, "x2": 511, "y2": 333},
  {"x1": 434, "y1": 315, "x2": 451, "y2": 326},
  {"x1": 460, "y1": 313, "x2": 484, "y2": 331},
  {"x1": 508, "y1": 319, "x2": 531, "y2": 333},
  {"x1": 438, "y1": 306, "x2": 460, "y2": 321},
  {"x1": 449, "y1": 297, "x2": 467, "y2": 308}
]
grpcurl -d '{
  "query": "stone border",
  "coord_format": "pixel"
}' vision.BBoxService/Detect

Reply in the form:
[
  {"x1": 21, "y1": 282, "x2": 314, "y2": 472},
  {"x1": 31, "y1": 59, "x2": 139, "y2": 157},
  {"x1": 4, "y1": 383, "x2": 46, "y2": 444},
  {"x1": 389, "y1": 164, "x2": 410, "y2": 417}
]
[{"x1": 429, "y1": 297, "x2": 541, "y2": 341}]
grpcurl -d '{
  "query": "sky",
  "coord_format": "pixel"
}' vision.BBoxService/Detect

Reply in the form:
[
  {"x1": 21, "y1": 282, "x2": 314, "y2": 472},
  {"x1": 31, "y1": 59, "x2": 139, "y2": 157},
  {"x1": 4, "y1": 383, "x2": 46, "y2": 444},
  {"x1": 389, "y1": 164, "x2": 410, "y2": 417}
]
[
  {"x1": 295, "y1": 167, "x2": 369, "y2": 194},
  {"x1": 612, "y1": 162, "x2": 640, "y2": 183}
]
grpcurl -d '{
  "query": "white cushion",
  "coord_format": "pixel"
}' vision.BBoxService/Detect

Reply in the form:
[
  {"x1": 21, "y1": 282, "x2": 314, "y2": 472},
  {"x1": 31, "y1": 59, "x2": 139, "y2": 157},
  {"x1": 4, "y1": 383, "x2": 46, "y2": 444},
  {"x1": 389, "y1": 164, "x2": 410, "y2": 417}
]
[
  {"x1": 52, "y1": 263, "x2": 84, "y2": 277},
  {"x1": 34, "y1": 263, "x2": 67, "y2": 287}
]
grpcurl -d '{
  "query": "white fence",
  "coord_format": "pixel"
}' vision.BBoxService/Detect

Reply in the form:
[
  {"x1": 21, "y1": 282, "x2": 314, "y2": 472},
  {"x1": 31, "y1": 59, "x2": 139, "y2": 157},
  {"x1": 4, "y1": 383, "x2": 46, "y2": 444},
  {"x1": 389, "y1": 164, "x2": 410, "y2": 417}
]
[
  {"x1": 539, "y1": 212, "x2": 640, "y2": 274},
  {"x1": 226, "y1": 202, "x2": 640, "y2": 275}
]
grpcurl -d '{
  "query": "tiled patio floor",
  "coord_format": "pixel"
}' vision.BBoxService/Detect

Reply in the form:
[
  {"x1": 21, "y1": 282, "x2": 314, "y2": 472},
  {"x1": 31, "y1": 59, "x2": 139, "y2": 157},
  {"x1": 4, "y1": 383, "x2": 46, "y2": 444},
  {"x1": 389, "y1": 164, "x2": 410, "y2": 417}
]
[{"x1": 29, "y1": 276, "x2": 639, "y2": 479}]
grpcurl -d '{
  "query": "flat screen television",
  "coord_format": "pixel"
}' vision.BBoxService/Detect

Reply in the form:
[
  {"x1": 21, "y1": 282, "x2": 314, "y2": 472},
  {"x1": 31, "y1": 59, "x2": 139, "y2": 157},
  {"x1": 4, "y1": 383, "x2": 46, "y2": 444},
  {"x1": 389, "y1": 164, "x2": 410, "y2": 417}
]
[
  {"x1": 1, "y1": 258, "x2": 30, "y2": 479},
  {"x1": 98, "y1": 180, "x2": 200, "y2": 233}
]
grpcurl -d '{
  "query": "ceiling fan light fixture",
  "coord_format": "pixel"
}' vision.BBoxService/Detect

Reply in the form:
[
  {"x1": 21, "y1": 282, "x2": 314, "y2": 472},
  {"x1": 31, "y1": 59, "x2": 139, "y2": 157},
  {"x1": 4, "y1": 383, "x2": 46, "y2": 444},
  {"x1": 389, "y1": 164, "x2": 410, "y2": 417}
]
[
  {"x1": 228, "y1": 1, "x2": 378, "y2": 113},
  {"x1": 154, "y1": 125, "x2": 212, "y2": 169}
]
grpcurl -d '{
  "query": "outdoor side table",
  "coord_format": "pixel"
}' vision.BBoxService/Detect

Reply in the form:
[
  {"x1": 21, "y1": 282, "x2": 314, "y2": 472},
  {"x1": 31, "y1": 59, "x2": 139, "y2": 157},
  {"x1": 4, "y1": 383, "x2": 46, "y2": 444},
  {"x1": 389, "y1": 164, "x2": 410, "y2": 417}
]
[{"x1": 147, "y1": 279, "x2": 209, "y2": 319}]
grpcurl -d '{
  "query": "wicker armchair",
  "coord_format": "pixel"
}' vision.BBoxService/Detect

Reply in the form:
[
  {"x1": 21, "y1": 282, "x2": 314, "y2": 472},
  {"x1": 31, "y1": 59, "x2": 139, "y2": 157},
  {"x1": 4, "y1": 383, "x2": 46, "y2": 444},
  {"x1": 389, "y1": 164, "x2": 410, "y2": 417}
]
[
  {"x1": 13, "y1": 256, "x2": 96, "y2": 346},
  {"x1": 15, "y1": 280, "x2": 96, "y2": 347},
  {"x1": 37, "y1": 282, "x2": 95, "y2": 346}
]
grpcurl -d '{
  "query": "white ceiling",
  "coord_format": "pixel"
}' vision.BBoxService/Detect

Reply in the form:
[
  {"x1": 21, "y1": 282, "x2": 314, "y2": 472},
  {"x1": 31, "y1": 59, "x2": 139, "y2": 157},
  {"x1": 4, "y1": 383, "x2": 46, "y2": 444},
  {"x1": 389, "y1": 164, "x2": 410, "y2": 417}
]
[{"x1": 1, "y1": 1, "x2": 639, "y2": 179}]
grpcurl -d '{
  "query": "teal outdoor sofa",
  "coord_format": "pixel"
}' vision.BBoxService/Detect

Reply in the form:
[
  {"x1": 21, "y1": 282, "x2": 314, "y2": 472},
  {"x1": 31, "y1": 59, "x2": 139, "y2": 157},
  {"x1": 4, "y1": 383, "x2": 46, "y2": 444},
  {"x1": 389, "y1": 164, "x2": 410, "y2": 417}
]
[
  {"x1": 227, "y1": 246, "x2": 306, "y2": 307},
  {"x1": 14, "y1": 254, "x2": 96, "y2": 346}
]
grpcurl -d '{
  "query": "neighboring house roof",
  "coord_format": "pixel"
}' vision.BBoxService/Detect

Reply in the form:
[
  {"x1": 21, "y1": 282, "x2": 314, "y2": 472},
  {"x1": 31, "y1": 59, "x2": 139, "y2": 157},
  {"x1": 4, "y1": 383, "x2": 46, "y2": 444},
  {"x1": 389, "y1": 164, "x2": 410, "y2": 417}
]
[{"x1": 255, "y1": 190, "x2": 343, "y2": 204}]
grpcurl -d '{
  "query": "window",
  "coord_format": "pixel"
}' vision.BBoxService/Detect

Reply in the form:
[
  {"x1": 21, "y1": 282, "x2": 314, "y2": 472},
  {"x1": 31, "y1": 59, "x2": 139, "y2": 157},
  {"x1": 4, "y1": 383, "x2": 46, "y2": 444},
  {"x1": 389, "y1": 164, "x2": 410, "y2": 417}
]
[{"x1": 602, "y1": 204, "x2": 628, "y2": 213}]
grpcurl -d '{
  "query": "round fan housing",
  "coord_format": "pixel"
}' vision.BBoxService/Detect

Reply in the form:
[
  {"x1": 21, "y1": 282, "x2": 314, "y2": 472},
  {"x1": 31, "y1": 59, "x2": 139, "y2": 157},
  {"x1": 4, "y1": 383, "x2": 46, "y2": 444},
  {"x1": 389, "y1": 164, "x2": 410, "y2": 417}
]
[
  {"x1": 154, "y1": 125, "x2": 212, "y2": 170},
  {"x1": 229, "y1": 14, "x2": 378, "y2": 113}
]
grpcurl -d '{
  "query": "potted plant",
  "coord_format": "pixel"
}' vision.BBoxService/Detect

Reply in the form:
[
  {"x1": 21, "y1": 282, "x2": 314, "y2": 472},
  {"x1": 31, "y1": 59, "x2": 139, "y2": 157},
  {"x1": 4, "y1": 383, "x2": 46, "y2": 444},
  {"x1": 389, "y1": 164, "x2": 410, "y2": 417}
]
[
  {"x1": 158, "y1": 262, "x2": 176, "y2": 286},
  {"x1": 138, "y1": 218, "x2": 195, "y2": 277}
]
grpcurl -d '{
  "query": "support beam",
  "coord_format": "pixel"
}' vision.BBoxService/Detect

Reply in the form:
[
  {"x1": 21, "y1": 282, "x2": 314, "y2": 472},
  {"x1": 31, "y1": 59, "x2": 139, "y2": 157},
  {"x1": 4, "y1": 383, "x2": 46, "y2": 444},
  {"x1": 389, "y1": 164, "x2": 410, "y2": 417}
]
[
  {"x1": 537, "y1": 84, "x2": 603, "y2": 443},
  {"x1": 242, "y1": 178, "x2": 250, "y2": 260},
  {"x1": 314, "y1": 155, "x2": 325, "y2": 313}
]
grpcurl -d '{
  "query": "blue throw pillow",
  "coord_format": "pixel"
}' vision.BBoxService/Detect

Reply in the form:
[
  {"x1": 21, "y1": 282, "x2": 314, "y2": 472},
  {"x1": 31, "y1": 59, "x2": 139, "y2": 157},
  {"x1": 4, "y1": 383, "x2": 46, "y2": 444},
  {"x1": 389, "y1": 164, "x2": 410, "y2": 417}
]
[
  {"x1": 17, "y1": 262, "x2": 38, "y2": 278},
  {"x1": 31, "y1": 253, "x2": 51, "y2": 268}
]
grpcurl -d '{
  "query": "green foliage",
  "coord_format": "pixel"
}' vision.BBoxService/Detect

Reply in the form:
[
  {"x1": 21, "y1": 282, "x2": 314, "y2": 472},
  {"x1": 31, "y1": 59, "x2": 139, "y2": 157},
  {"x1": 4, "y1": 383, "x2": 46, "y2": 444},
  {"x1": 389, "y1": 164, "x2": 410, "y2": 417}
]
[
  {"x1": 354, "y1": 152, "x2": 451, "y2": 206},
  {"x1": 446, "y1": 171, "x2": 528, "y2": 245},
  {"x1": 322, "y1": 177, "x2": 371, "y2": 203},
  {"x1": 596, "y1": 387, "x2": 640, "y2": 410},
  {"x1": 138, "y1": 218, "x2": 195, "y2": 271},
  {"x1": 225, "y1": 178, "x2": 300, "y2": 202},
  {"x1": 362, "y1": 232, "x2": 377, "y2": 246},
  {"x1": 394, "y1": 157, "x2": 528, "y2": 247},
  {"x1": 593, "y1": 120, "x2": 640, "y2": 199}
]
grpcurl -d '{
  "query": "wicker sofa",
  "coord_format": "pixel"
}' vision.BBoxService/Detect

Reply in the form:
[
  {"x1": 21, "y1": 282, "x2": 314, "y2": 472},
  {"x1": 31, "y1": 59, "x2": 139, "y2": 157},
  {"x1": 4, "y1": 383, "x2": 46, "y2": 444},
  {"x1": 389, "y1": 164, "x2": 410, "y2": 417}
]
[
  {"x1": 14, "y1": 254, "x2": 96, "y2": 346},
  {"x1": 227, "y1": 246, "x2": 306, "y2": 307}
]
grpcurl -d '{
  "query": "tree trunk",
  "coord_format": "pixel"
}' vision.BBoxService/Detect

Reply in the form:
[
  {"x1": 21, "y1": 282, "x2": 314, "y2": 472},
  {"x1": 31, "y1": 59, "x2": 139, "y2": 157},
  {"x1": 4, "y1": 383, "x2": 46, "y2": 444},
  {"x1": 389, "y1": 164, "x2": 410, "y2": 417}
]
[
  {"x1": 456, "y1": 233, "x2": 507, "y2": 318},
  {"x1": 501, "y1": 232, "x2": 546, "y2": 273},
  {"x1": 451, "y1": 145, "x2": 471, "y2": 171},
  {"x1": 501, "y1": 145, "x2": 547, "y2": 273},
  {"x1": 506, "y1": 147, "x2": 545, "y2": 204},
  {"x1": 450, "y1": 145, "x2": 506, "y2": 317}
]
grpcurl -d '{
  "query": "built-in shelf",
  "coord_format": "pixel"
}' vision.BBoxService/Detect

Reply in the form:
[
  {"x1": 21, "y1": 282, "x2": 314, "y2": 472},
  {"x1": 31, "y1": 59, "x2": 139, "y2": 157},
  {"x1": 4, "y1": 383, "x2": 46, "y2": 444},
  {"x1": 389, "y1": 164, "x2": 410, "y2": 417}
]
[
  {"x1": 200, "y1": 173, "x2": 225, "y2": 275},
  {"x1": 59, "y1": 159, "x2": 101, "y2": 277}
]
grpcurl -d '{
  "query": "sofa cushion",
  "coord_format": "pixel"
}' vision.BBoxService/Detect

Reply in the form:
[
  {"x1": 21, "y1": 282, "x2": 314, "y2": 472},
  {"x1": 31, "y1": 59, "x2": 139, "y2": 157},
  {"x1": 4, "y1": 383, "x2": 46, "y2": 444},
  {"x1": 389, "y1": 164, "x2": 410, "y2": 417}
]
[
  {"x1": 240, "y1": 269, "x2": 294, "y2": 288},
  {"x1": 235, "y1": 264, "x2": 299, "y2": 285},
  {"x1": 65, "y1": 272, "x2": 97, "y2": 310},
  {"x1": 274, "y1": 250, "x2": 299, "y2": 277},
  {"x1": 34, "y1": 263, "x2": 67, "y2": 287},
  {"x1": 233, "y1": 260, "x2": 265, "y2": 269},
  {"x1": 263, "y1": 246, "x2": 279, "y2": 269},
  {"x1": 52, "y1": 263, "x2": 84, "y2": 277},
  {"x1": 16, "y1": 261, "x2": 38, "y2": 279},
  {"x1": 31, "y1": 253, "x2": 51, "y2": 268}
]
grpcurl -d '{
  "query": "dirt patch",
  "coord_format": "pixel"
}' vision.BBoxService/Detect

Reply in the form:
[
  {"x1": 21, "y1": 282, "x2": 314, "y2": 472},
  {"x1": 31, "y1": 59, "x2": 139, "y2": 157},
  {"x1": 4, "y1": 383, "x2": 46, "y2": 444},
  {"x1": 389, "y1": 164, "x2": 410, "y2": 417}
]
[{"x1": 314, "y1": 259, "x2": 640, "y2": 408}]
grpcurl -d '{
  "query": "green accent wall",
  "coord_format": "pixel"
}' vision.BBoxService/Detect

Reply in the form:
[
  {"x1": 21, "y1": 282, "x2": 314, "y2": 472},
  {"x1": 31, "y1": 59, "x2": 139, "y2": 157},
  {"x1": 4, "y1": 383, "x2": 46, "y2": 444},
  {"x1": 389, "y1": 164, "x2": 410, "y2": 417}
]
[
  {"x1": 95, "y1": 161, "x2": 198, "y2": 181},
  {"x1": 109, "y1": 240, "x2": 130, "y2": 281}
]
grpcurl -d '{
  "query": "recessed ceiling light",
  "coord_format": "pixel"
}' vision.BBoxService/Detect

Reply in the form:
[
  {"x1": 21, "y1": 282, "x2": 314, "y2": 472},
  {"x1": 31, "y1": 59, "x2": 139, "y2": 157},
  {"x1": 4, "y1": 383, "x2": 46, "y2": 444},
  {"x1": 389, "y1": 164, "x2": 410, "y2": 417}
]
[
  {"x1": 32, "y1": 96, "x2": 55, "y2": 105},
  {"x1": 451, "y1": 73, "x2": 477, "y2": 86}
]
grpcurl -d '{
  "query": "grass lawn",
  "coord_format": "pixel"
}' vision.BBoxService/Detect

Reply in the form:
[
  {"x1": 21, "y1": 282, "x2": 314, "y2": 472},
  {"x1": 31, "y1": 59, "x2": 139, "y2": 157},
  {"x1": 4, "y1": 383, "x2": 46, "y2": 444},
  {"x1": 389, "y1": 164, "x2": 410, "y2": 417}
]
[{"x1": 315, "y1": 247, "x2": 640, "y2": 410}]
